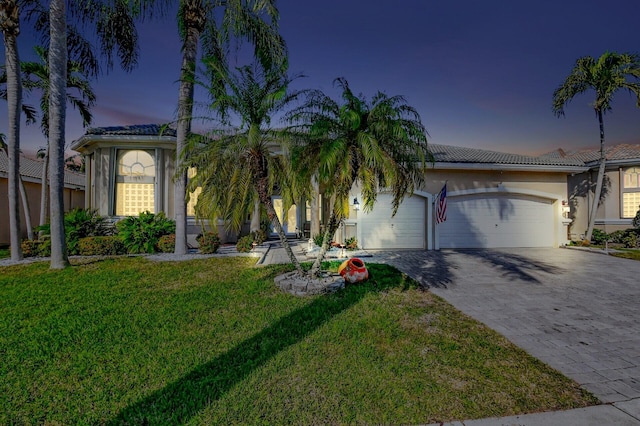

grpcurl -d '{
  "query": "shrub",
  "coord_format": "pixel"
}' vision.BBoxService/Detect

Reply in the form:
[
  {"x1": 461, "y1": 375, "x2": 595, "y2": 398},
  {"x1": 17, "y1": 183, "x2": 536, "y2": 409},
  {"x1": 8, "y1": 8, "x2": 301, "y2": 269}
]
[
  {"x1": 313, "y1": 233, "x2": 325, "y2": 247},
  {"x1": 633, "y1": 205, "x2": 640, "y2": 229},
  {"x1": 236, "y1": 235, "x2": 254, "y2": 253},
  {"x1": 196, "y1": 232, "x2": 221, "y2": 254},
  {"x1": 157, "y1": 234, "x2": 176, "y2": 253},
  {"x1": 608, "y1": 228, "x2": 640, "y2": 248},
  {"x1": 590, "y1": 228, "x2": 608, "y2": 245},
  {"x1": 37, "y1": 208, "x2": 112, "y2": 255},
  {"x1": 20, "y1": 239, "x2": 50, "y2": 257},
  {"x1": 116, "y1": 211, "x2": 176, "y2": 254},
  {"x1": 251, "y1": 229, "x2": 267, "y2": 245},
  {"x1": 78, "y1": 236, "x2": 126, "y2": 256},
  {"x1": 345, "y1": 237, "x2": 358, "y2": 250}
]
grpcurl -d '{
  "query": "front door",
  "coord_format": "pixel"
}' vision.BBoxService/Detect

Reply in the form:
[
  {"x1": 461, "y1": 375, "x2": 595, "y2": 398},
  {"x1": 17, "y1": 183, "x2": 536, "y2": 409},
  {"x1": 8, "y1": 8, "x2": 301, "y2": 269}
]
[{"x1": 272, "y1": 197, "x2": 298, "y2": 236}]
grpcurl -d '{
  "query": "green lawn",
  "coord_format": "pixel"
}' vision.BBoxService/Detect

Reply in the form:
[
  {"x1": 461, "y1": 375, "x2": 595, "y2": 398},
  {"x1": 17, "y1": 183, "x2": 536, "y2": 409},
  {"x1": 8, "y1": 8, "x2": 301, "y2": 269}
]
[
  {"x1": 0, "y1": 256, "x2": 597, "y2": 424},
  {"x1": 611, "y1": 248, "x2": 640, "y2": 261},
  {"x1": 0, "y1": 248, "x2": 9, "y2": 259}
]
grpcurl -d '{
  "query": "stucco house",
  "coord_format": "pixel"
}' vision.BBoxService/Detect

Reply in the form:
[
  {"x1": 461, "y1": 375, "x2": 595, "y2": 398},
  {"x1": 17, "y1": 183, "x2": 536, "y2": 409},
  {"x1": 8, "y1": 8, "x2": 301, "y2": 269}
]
[
  {"x1": 542, "y1": 144, "x2": 640, "y2": 239},
  {"x1": 73, "y1": 124, "x2": 609, "y2": 250},
  {"x1": 0, "y1": 151, "x2": 85, "y2": 246}
]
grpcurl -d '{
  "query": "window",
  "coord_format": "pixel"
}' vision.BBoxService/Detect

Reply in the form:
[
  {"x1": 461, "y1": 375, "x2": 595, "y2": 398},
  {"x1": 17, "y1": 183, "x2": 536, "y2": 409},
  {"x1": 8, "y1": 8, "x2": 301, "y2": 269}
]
[
  {"x1": 622, "y1": 167, "x2": 640, "y2": 218},
  {"x1": 115, "y1": 150, "x2": 156, "y2": 216}
]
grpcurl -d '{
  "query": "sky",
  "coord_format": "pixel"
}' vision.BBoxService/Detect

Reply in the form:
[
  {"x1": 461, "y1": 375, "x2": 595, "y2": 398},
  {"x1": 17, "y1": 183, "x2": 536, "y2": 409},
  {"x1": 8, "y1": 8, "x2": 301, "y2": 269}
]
[{"x1": 2, "y1": 0, "x2": 640, "y2": 158}]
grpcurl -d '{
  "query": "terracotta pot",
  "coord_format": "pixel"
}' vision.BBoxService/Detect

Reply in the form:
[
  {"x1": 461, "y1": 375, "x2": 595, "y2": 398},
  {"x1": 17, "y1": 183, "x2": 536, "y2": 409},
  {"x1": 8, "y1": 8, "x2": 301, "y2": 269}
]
[{"x1": 338, "y1": 257, "x2": 369, "y2": 283}]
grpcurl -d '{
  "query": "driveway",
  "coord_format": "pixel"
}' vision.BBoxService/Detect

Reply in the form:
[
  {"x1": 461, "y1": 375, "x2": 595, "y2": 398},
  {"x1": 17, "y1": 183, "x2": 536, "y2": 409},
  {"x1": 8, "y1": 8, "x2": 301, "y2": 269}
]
[{"x1": 370, "y1": 248, "x2": 640, "y2": 405}]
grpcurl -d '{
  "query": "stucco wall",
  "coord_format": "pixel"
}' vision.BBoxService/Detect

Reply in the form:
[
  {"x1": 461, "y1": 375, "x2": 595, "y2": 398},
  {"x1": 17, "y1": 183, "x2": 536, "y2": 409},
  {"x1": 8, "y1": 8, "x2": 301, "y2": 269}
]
[{"x1": 0, "y1": 178, "x2": 85, "y2": 246}]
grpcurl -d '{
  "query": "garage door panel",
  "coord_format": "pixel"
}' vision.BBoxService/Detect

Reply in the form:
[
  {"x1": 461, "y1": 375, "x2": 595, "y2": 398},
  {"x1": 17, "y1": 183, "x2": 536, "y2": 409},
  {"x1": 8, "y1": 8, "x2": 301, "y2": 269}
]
[
  {"x1": 359, "y1": 195, "x2": 425, "y2": 249},
  {"x1": 440, "y1": 195, "x2": 554, "y2": 248}
]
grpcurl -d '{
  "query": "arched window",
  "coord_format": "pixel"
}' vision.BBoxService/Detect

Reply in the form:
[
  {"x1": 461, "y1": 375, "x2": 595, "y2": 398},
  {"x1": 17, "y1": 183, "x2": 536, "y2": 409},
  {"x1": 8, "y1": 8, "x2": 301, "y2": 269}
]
[
  {"x1": 622, "y1": 167, "x2": 640, "y2": 218},
  {"x1": 115, "y1": 150, "x2": 156, "y2": 216}
]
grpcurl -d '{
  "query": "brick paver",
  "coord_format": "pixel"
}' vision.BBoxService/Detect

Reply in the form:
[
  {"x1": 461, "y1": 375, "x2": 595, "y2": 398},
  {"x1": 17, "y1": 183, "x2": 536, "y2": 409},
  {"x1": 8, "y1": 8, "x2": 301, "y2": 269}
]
[{"x1": 369, "y1": 248, "x2": 640, "y2": 404}]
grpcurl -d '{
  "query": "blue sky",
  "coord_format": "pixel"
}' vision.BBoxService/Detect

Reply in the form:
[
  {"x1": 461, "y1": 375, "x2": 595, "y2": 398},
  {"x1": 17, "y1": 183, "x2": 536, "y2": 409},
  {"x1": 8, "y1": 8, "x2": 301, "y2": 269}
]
[{"x1": 2, "y1": 0, "x2": 640, "y2": 156}]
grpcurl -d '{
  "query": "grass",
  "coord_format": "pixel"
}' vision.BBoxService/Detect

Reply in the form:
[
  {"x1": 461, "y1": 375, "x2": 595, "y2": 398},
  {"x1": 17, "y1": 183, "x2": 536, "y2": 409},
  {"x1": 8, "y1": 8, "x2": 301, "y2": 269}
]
[
  {"x1": 0, "y1": 256, "x2": 597, "y2": 424},
  {"x1": 0, "y1": 248, "x2": 9, "y2": 259},
  {"x1": 611, "y1": 248, "x2": 640, "y2": 261}
]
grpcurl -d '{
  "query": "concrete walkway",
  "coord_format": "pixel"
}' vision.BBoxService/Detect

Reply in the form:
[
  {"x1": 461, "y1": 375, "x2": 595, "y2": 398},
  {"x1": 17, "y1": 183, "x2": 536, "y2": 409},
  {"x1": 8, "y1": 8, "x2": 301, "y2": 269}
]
[{"x1": 262, "y1": 244, "x2": 640, "y2": 425}]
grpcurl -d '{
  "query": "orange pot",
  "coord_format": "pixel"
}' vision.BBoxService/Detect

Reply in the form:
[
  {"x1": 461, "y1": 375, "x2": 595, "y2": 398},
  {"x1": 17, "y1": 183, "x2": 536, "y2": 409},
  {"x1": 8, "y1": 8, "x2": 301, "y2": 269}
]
[{"x1": 338, "y1": 258, "x2": 369, "y2": 283}]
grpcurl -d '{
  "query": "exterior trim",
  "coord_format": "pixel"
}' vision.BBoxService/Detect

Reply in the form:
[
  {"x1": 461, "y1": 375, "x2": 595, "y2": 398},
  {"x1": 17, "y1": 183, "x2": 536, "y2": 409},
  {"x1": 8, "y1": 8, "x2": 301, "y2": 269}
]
[{"x1": 431, "y1": 162, "x2": 587, "y2": 173}]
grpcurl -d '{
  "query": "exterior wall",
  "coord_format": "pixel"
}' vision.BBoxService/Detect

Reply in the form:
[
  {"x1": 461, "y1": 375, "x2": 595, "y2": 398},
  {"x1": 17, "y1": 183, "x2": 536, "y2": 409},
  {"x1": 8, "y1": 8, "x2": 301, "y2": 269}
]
[
  {"x1": 569, "y1": 167, "x2": 635, "y2": 239},
  {"x1": 0, "y1": 177, "x2": 85, "y2": 246}
]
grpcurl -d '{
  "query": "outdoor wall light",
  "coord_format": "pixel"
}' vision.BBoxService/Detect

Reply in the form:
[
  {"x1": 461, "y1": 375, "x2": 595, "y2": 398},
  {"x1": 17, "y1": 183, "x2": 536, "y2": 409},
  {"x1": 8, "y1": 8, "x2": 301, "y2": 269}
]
[{"x1": 353, "y1": 197, "x2": 360, "y2": 211}]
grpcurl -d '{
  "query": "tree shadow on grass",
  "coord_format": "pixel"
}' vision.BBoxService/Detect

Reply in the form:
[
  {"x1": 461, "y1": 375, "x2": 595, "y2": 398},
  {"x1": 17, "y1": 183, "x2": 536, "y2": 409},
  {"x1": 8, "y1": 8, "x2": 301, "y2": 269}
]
[
  {"x1": 453, "y1": 249, "x2": 564, "y2": 284},
  {"x1": 108, "y1": 264, "x2": 412, "y2": 425}
]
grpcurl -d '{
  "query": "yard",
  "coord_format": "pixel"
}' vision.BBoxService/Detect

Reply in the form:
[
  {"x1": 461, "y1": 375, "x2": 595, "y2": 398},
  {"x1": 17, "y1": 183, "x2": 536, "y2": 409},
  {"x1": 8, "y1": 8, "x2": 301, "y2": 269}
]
[{"x1": 0, "y1": 256, "x2": 597, "y2": 424}]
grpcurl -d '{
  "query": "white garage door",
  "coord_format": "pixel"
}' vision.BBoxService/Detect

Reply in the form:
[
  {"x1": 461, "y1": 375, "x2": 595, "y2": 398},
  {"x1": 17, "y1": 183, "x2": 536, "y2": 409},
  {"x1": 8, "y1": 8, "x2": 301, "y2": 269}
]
[
  {"x1": 439, "y1": 194, "x2": 555, "y2": 248},
  {"x1": 358, "y1": 195, "x2": 425, "y2": 249}
]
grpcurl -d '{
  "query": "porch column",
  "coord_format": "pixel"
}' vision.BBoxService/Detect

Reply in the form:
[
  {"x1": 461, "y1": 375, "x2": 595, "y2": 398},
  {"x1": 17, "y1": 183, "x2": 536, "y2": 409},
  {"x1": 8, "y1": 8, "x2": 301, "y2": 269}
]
[{"x1": 310, "y1": 175, "x2": 320, "y2": 238}]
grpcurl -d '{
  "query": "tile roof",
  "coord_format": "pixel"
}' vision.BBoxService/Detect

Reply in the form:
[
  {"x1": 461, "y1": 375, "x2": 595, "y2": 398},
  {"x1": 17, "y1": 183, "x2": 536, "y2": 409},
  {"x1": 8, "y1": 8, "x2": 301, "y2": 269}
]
[
  {"x1": 540, "y1": 144, "x2": 640, "y2": 164},
  {"x1": 429, "y1": 143, "x2": 585, "y2": 167},
  {"x1": 85, "y1": 124, "x2": 177, "y2": 137},
  {"x1": 0, "y1": 151, "x2": 85, "y2": 187}
]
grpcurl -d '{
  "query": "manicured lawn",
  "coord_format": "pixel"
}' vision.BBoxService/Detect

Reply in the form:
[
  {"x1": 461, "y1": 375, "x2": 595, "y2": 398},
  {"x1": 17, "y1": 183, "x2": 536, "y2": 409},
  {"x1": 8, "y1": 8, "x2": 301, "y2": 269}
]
[
  {"x1": 611, "y1": 248, "x2": 640, "y2": 261},
  {"x1": 0, "y1": 257, "x2": 597, "y2": 424}
]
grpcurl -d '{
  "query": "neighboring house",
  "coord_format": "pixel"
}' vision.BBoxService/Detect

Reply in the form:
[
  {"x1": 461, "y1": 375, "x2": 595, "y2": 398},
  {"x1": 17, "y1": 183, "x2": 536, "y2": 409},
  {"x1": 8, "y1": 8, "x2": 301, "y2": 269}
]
[
  {"x1": 542, "y1": 144, "x2": 640, "y2": 239},
  {"x1": 0, "y1": 150, "x2": 85, "y2": 246},
  {"x1": 72, "y1": 124, "x2": 598, "y2": 250}
]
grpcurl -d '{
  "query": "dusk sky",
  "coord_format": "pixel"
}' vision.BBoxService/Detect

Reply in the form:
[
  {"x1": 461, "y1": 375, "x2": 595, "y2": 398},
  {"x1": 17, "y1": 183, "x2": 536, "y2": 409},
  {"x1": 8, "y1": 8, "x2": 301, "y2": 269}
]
[{"x1": 2, "y1": 0, "x2": 640, "y2": 157}]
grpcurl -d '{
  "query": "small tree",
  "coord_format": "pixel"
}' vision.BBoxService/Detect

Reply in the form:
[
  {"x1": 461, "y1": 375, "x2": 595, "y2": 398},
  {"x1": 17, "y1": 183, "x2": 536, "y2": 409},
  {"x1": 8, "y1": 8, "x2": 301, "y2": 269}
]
[{"x1": 633, "y1": 205, "x2": 640, "y2": 229}]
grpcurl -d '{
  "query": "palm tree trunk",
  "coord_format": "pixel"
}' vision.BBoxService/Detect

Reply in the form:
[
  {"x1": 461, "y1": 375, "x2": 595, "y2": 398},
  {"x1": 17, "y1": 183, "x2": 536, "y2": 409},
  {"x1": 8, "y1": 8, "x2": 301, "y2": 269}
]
[
  {"x1": 309, "y1": 195, "x2": 339, "y2": 278},
  {"x1": 3, "y1": 24, "x2": 23, "y2": 260},
  {"x1": 39, "y1": 146, "x2": 49, "y2": 234},
  {"x1": 250, "y1": 198, "x2": 260, "y2": 233},
  {"x1": 174, "y1": 3, "x2": 204, "y2": 256},
  {"x1": 585, "y1": 109, "x2": 606, "y2": 242},
  {"x1": 252, "y1": 154, "x2": 303, "y2": 275},
  {"x1": 48, "y1": 0, "x2": 70, "y2": 269},
  {"x1": 17, "y1": 174, "x2": 33, "y2": 240}
]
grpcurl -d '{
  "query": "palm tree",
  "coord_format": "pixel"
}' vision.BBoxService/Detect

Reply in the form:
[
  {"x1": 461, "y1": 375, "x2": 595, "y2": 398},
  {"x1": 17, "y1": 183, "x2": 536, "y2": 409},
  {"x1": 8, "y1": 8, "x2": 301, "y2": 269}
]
[
  {"x1": 173, "y1": 0, "x2": 286, "y2": 255},
  {"x1": 553, "y1": 52, "x2": 640, "y2": 242},
  {"x1": 45, "y1": 0, "x2": 165, "y2": 268},
  {"x1": 20, "y1": 45, "x2": 95, "y2": 231},
  {"x1": 184, "y1": 59, "x2": 304, "y2": 274},
  {"x1": 1, "y1": 0, "x2": 24, "y2": 260},
  {"x1": 287, "y1": 78, "x2": 432, "y2": 277}
]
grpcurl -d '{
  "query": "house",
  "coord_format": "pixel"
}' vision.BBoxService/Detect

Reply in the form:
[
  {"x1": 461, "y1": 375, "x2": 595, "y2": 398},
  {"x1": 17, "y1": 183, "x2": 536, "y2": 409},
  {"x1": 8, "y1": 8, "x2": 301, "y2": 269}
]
[
  {"x1": 0, "y1": 150, "x2": 85, "y2": 246},
  {"x1": 542, "y1": 144, "x2": 640, "y2": 239},
  {"x1": 73, "y1": 124, "x2": 608, "y2": 249}
]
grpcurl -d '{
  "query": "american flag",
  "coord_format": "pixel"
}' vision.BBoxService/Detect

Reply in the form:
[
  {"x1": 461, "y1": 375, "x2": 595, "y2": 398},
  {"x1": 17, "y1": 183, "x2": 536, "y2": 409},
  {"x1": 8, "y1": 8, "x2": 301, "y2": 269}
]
[{"x1": 436, "y1": 183, "x2": 447, "y2": 224}]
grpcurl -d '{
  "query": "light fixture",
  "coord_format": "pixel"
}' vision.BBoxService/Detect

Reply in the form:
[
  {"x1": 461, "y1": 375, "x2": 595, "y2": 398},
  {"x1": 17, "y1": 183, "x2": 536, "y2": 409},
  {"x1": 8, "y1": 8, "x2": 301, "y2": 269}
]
[{"x1": 353, "y1": 197, "x2": 360, "y2": 211}]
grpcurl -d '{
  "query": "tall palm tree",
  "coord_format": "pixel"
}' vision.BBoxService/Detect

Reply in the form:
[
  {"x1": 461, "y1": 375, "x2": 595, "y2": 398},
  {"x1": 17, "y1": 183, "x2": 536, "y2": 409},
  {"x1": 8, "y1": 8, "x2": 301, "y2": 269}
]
[
  {"x1": 185, "y1": 59, "x2": 304, "y2": 274},
  {"x1": 20, "y1": 45, "x2": 95, "y2": 231},
  {"x1": 1, "y1": 0, "x2": 24, "y2": 260},
  {"x1": 287, "y1": 78, "x2": 432, "y2": 277},
  {"x1": 1, "y1": 71, "x2": 38, "y2": 242},
  {"x1": 553, "y1": 52, "x2": 640, "y2": 242},
  {"x1": 45, "y1": 0, "x2": 165, "y2": 268},
  {"x1": 173, "y1": 0, "x2": 286, "y2": 255}
]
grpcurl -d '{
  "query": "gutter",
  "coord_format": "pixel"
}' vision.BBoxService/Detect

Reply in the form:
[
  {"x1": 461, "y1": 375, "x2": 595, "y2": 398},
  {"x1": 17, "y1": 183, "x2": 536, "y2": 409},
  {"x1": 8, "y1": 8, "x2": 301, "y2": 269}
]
[{"x1": 430, "y1": 162, "x2": 588, "y2": 173}]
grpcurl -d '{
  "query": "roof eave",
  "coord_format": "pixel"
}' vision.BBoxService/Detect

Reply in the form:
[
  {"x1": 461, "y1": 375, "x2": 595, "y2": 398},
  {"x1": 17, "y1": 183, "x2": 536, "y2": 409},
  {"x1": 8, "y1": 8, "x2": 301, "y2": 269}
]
[
  {"x1": 431, "y1": 162, "x2": 588, "y2": 173},
  {"x1": 71, "y1": 134, "x2": 177, "y2": 153}
]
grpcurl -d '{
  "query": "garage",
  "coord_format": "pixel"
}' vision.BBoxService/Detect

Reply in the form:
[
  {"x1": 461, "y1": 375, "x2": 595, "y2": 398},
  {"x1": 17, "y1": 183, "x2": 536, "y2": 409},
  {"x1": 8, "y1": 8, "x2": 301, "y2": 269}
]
[
  {"x1": 357, "y1": 194, "x2": 426, "y2": 249},
  {"x1": 439, "y1": 194, "x2": 555, "y2": 248}
]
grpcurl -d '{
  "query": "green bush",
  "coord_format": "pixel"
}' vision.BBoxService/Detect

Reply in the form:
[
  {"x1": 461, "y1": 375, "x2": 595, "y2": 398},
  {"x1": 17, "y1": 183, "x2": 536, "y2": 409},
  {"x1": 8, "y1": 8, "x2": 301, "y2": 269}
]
[
  {"x1": 20, "y1": 239, "x2": 51, "y2": 257},
  {"x1": 633, "y1": 205, "x2": 640, "y2": 229},
  {"x1": 78, "y1": 236, "x2": 126, "y2": 256},
  {"x1": 251, "y1": 229, "x2": 267, "y2": 245},
  {"x1": 196, "y1": 232, "x2": 221, "y2": 254},
  {"x1": 345, "y1": 236, "x2": 358, "y2": 250},
  {"x1": 157, "y1": 234, "x2": 176, "y2": 253},
  {"x1": 236, "y1": 235, "x2": 254, "y2": 253},
  {"x1": 608, "y1": 228, "x2": 640, "y2": 248},
  {"x1": 590, "y1": 228, "x2": 608, "y2": 245},
  {"x1": 37, "y1": 208, "x2": 112, "y2": 255},
  {"x1": 313, "y1": 233, "x2": 325, "y2": 247},
  {"x1": 116, "y1": 211, "x2": 176, "y2": 254}
]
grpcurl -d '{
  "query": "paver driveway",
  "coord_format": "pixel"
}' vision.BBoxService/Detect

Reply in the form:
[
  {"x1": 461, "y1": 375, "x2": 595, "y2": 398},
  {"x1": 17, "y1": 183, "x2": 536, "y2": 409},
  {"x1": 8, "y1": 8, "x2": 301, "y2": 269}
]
[{"x1": 371, "y1": 248, "x2": 640, "y2": 404}]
